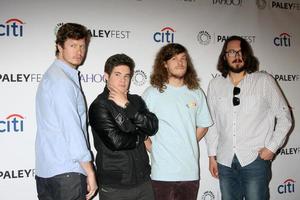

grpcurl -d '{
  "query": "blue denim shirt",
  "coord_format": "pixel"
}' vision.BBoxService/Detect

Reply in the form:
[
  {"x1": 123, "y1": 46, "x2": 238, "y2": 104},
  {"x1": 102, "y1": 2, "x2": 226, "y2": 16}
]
[{"x1": 35, "y1": 59, "x2": 91, "y2": 178}]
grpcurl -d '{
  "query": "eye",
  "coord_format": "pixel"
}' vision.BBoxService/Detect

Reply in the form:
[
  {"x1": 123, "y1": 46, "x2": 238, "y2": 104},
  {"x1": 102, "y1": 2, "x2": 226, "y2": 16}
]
[{"x1": 80, "y1": 45, "x2": 86, "y2": 49}]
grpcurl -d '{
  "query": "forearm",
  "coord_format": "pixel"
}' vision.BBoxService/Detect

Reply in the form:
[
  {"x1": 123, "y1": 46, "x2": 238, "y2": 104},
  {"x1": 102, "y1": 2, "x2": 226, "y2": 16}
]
[
  {"x1": 80, "y1": 161, "x2": 95, "y2": 176},
  {"x1": 196, "y1": 127, "x2": 208, "y2": 142},
  {"x1": 144, "y1": 137, "x2": 152, "y2": 152},
  {"x1": 90, "y1": 101, "x2": 139, "y2": 150},
  {"x1": 134, "y1": 112, "x2": 158, "y2": 136}
]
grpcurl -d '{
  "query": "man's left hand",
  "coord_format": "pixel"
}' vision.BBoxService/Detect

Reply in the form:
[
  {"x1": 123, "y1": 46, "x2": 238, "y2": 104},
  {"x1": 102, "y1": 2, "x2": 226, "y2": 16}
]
[{"x1": 259, "y1": 147, "x2": 275, "y2": 161}]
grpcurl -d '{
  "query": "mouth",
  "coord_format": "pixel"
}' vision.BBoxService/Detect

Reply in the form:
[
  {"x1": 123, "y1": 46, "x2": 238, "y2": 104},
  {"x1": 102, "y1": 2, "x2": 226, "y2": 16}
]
[
  {"x1": 176, "y1": 66, "x2": 186, "y2": 70},
  {"x1": 74, "y1": 57, "x2": 83, "y2": 60},
  {"x1": 233, "y1": 59, "x2": 242, "y2": 64}
]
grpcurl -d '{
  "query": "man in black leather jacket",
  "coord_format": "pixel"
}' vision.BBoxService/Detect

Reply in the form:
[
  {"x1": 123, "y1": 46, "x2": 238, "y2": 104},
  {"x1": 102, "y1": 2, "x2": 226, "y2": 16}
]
[{"x1": 89, "y1": 53, "x2": 158, "y2": 200}]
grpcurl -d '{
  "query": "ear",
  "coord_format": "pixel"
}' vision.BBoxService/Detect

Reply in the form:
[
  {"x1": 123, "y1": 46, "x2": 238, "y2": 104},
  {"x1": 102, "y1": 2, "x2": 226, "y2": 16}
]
[
  {"x1": 57, "y1": 44, "x2": 63, "y2": 52},
  {"x1": 57, "y1": 44, "x2": 64, "y2": 57},
  {"x1": 104, "y1": 72, "x2": 109, "y2": 82},
  {"x1": 163, "y1": 61, "x2": 168, "y2": 69}
]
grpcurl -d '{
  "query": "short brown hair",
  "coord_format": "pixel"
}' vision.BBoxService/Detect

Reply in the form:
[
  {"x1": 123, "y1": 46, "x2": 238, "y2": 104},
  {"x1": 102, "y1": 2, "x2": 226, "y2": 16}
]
[
  {"x1": 55, "y1": 23, "x2": 90, "y2": 56},
  {"x1": 104, "y1": 54, "x2": 135, "y2": 78}
]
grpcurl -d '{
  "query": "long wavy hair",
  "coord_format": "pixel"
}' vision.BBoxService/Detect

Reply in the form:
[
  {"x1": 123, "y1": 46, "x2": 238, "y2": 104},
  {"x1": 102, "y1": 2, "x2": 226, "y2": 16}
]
[
  {"x1": 150, "y1": 43, "x2": 200, "y2": 92},
  {"x1": 217, "y1": 35, "x2": 259, "y2": 77}
]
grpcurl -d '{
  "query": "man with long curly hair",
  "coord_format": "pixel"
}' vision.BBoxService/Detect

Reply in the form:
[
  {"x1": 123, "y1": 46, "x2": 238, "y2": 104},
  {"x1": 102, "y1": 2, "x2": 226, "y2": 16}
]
[
  {"x1": 205, "y1": 35, "x2": 292, "y2": 200},
  {"x1": 142, "y1": 43, "x2": 213, "y2": 200}
]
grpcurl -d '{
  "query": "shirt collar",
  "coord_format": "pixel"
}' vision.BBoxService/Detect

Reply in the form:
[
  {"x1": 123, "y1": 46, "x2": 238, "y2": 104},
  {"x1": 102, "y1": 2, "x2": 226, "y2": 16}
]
[
  {"x1": 226, "y1": 72, "x2": 249, "y2": 87},
  {"x1": 55, "y1": 59, "x2": 80, "y2": 85}
]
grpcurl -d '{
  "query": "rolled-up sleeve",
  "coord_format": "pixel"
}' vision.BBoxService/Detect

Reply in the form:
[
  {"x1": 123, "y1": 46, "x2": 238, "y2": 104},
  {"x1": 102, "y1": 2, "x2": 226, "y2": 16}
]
[{"x1": 264, "y1": 74, "x2": 292, "y2": 153}]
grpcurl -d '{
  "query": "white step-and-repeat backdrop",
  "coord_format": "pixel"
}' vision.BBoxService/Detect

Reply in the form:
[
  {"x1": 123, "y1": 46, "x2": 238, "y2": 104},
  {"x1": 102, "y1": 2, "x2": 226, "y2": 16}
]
[{"x1": 1, "y1": 0, "x2": 299, "y2": 199}]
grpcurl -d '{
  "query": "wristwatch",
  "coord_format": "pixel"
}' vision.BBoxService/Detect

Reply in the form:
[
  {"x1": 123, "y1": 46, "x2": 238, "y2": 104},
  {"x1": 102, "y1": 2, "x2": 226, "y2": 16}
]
[{"x1": 124, "y1": 101, "x2": 130, "y2": 108}]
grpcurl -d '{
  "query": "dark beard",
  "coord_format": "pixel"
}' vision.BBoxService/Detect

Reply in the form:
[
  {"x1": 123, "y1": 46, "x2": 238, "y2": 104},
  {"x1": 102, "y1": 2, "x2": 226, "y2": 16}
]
[
  {"x1": 226, "y1": 58, "x2": 246, "y2": 74},
  {"x1": 228, "y1": 65, "x2": 246, "y2": 73}
]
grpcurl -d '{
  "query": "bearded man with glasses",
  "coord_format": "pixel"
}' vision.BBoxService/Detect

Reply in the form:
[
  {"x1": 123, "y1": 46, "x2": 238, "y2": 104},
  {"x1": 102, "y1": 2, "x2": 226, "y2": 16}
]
[{"x1": 205, "y1": 35, "x2": 292, "y2": 200}]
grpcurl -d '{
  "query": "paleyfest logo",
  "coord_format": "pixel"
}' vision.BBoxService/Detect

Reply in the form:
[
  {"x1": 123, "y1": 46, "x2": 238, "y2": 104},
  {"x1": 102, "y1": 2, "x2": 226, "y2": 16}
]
[
  {"x1": 197, "y1": 31, "x2": 255, "y2": 45},
  {"x1": 256, "y1": 0, "x2": 300, "y2": 10},
  {"x1": 202, "y1": 191, "x2": 215, "y2": 200},
  {"x1": 132, "y1": 70, "x2": 147, "y2": 86}
]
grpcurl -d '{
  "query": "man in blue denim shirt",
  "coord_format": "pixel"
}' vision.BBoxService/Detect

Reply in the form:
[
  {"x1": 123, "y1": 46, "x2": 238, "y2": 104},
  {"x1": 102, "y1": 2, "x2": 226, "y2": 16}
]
[{"x1": 35, "y1": 23, "x2": 97, "y2": 200}]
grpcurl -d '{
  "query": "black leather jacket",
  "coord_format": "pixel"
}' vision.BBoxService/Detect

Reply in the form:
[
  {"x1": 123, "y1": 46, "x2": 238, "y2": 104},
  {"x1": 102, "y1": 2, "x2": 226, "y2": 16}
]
[{"x1": 89, "y1": 87, "x2": 158, "y2": 188}]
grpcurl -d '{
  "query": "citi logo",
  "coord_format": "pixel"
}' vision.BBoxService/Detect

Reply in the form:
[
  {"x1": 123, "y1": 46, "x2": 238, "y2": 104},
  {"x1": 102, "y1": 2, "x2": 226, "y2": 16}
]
[
  {"x1": 0, "y1": 114, "x2": 24, "y2": 133},
  {"x1": 0, "y1": 18, "x2": 24, "y2": 37},
  {"x1": 274, "y1": 33, "x2": 291, "y2": 47},
  {"x1": 153, "y1": 27, "x2": 175, "y2": 43},
  {"x1": 278, "y1": 179, "x2": 296, "y2": 194}
]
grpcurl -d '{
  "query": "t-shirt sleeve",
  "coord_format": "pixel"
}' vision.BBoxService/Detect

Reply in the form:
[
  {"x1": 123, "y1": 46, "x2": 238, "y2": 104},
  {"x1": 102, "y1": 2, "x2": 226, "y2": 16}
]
[{"x1": 196, "y1": 89, "x2": 213, "y2": 128}]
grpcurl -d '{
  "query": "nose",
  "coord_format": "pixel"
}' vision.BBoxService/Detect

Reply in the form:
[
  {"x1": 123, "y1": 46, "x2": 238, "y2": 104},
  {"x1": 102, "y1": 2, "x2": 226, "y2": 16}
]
[
  {"x1": 176, "y1": 58, "x2": 183, "y2": 65},
  {"x1": 75, "y1": 46, "x2": 84, "y2": 55},
  {"x1": 119, "y1": 76, "x2": 127, "y2": 83},
  {"x1": 235, "y1": 51, "x2": 242, "y2": 58}
]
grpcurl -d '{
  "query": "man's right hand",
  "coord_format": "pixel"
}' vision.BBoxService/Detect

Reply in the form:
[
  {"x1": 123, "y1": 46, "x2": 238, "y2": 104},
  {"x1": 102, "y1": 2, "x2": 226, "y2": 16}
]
[
  {"x1": 80, "y1": 162, "x2": 98, "y2": 199},
  {"x1": 108, "y1": 85, "x2": 128, "y2": 108},
  {"x1": 209, "y1": 156, "x2": 219, "y2": 179},
  {"x1": 86, "y1": 172, "x2": 98, "y2": 200}
]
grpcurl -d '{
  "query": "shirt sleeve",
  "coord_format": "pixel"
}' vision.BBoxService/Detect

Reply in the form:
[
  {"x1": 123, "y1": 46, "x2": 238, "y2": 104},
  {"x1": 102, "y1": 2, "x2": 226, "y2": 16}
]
[
  {"x1": 196, "y1": 88, "x2": 213, "y2": 128},
  {"x1": 51, "y1": 80, "x2": 91, "y2": 163},
  {"x1": 204, "y1": 81, "x2": 219, "y2": 157},
  {"x1": 141, "y1": 87, "x2": 153, "y2": 110},
  {"x1": 264, "y1": 73, "x2": 292, "y2": 153}
]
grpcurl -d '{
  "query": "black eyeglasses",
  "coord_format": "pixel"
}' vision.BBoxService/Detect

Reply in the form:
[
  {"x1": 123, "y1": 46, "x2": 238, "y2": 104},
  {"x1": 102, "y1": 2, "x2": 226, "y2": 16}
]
[
  {"x1": 233, "y1": 87, "x2": 240, "y2": 106},
  {"x1": 225, "y1": 49, "x2": 242, "y2": 57}
]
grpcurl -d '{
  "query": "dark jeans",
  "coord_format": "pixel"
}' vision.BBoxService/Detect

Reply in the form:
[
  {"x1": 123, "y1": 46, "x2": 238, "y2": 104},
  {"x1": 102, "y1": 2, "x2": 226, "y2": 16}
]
[
  {"x1": 218, "y1": 155, "x2": 271, "y2": 200},
  {"x1": 36, "y1": 172, "x2": 87, "y2": 200},
  {"x1": 99, "y1": 181, "x2": 154, "y2": 200},
  {"x1": 151, "y1": 180, "x2": 199, "y2": 200}
]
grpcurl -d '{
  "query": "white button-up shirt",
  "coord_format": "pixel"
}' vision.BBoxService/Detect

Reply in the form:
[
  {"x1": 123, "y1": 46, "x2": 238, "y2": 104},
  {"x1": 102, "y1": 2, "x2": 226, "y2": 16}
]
[{"x1": 205, "y1": 71, "x2": 292, "y2": 167}]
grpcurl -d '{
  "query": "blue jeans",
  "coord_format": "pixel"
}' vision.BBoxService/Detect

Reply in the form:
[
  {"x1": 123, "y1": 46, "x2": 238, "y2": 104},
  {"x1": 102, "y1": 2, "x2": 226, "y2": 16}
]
[
  {"x1": 218, "y1": 155, "x2": 271, "y2": 200},
  {"x1": 36, "y1": 172, "x2": 87, "y2": 200}
]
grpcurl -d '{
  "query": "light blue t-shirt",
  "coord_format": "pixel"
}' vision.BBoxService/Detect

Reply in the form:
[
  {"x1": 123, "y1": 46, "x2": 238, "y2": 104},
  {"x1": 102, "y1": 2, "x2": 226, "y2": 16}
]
[{"x1": 142, "y1": 85, "x2": 213, "y2": 181}]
